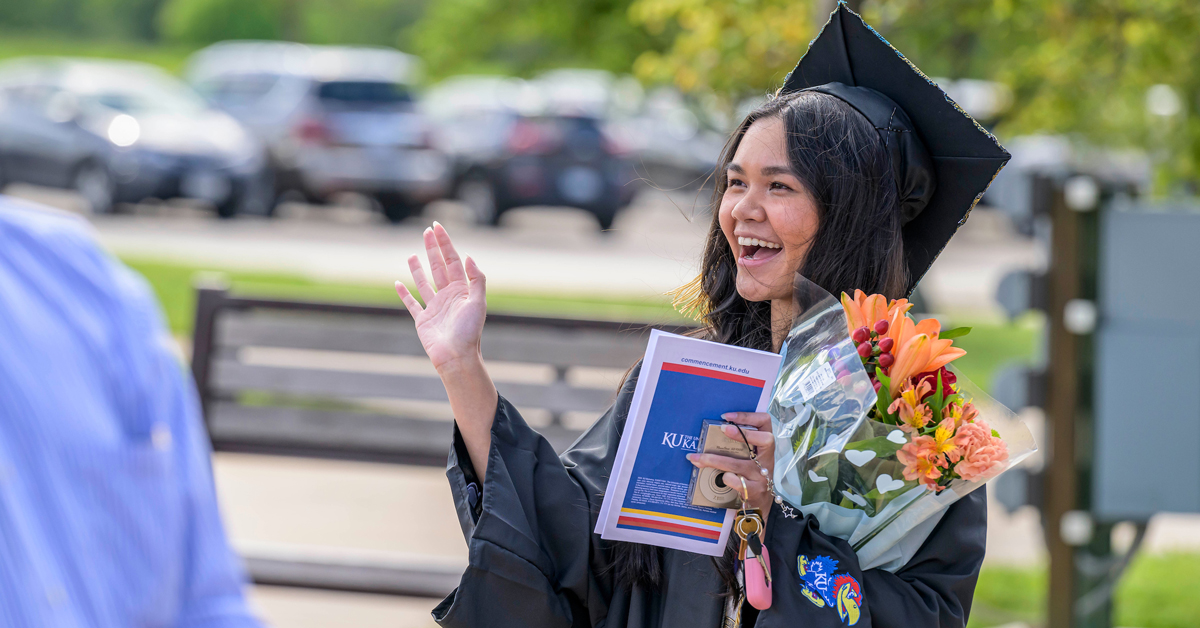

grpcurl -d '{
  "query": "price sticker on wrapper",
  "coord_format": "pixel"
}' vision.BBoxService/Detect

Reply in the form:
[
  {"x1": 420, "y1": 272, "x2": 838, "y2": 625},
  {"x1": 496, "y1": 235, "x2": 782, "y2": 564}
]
[{"x1": 798, "y1": 362, "x2": 836, "y2": 402}]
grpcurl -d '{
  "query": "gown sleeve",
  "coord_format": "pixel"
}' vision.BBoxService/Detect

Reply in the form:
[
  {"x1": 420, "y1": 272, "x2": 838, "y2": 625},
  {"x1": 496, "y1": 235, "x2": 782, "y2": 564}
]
[
  {"x1": 758, "y1": 486, "x2": 988, "y2": 628},
  {"x1": 431, "y1": 366, "x2": 641, "y2": 628}
]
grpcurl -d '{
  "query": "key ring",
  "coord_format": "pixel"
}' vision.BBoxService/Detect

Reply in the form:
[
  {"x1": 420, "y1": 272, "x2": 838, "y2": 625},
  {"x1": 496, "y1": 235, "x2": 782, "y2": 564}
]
[{"x1": 735, "y1": 509, "x2": 763, "y2": 540}]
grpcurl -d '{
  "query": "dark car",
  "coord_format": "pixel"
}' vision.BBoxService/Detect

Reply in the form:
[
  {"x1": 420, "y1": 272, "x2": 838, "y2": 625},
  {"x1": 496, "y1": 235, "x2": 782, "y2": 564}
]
[
  {"x1": 457, "y1": 115, "x2": 636, "y2": 230},
  {"x1": 427, "y1": 75, "x2": 636, "y2": 230},
  {"x1": 0, "y1": 58, "x2": 271, "y2": 217}
]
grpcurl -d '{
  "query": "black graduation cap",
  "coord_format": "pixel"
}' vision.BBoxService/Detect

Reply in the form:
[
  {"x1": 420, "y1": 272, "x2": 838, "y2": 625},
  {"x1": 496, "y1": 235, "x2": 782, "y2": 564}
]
[{"x1": 781, "y1": 2, "x2": 1010, "y2": 294}]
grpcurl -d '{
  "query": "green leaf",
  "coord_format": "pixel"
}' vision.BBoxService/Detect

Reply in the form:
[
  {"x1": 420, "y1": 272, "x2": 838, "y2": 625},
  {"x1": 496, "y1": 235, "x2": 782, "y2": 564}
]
[
  {"x1": 875, "y1": 368, "x2": 895, "y2": 422},
  {"x1": 992, "y1": 429, "x2": 1001, "y2": 438},
  {"x1": 939, "y1": 326, "x2": 973, "y2": 340},
  {"x1": 931, "y1": 370, "x2": 945, "y2": 424}
]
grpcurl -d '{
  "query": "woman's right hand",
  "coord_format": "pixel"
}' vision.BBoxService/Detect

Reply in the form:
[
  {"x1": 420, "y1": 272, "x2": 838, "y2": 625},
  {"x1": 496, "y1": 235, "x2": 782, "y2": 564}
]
[
  {"x1": 395, "y1": 222, "x2": 488, "y2": 374},
  {"x1": 397, "y1": 222, "x2": 497, "y2": 479}
]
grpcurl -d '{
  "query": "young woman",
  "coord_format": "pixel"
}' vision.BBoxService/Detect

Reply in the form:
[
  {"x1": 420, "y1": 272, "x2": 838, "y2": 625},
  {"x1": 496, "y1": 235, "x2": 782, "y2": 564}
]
[{"x1": 395, "y1": 7, "x2": 1008, "y2": 627}]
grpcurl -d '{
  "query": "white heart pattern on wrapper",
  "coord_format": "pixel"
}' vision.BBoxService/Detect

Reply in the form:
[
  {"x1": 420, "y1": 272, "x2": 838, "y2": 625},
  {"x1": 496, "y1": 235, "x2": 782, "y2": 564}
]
[
  {"x1": 841, "y1": 490, "x2": 868, "y2": 507},
  {"x1": 808, "y1": 469, "x2": 829, "y2": 483},
  {"x1": 886, "y1": 430, "x2": 906, "y2": 445},
  {"x1": 876, "y1": 474, "x2": 905, "y2": 494},
  {"x1": 845, "y1": 449, "x2": 877, "y2": 467}
]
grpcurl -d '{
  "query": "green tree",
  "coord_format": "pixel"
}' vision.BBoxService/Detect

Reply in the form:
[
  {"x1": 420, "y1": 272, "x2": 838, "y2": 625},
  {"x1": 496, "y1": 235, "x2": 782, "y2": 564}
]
[
  {"x1": 406, "y1": 0, "x2": 667, "y2": 79},
  {"x1": 157, "y1": 0, "x2": 284, "y2": 43},
  {"x1": 874, "y1": 0, "x2": 1200, "y2": 190}
]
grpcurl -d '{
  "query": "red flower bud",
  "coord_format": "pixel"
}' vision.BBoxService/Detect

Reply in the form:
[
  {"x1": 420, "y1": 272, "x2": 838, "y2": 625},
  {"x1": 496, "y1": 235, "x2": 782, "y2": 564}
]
[
  {"x1": 874, "y1": 319, "x2": 889, "y2": 335},
  {"x1": 878, "y1": 337, "x2": 894, "y2": 353},
  {"x1": 915, "y1": 367, "x2": 957, "y2": 400},
  {"x1": 852, "y1": 326, "x2": 870, "y2": 344},
  {"x1": 873, "y1": 379, "x2": 882, "y2": 392},
  {"x1": 857, "y1": 341, "x2": 873, "y2": 358},
  {"x1": 878, "y1": 352, "x2": 895, "y2": 368}
]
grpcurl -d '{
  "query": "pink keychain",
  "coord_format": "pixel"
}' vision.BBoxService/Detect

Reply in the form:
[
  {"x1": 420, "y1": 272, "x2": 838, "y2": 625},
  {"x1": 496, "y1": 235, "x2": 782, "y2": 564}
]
[
  {"x1": 744, "y1": 542, "x2": 773, "y2": 610},
  {"x1": 735, "y1": 477, "x2": 773, "y2": 610}
]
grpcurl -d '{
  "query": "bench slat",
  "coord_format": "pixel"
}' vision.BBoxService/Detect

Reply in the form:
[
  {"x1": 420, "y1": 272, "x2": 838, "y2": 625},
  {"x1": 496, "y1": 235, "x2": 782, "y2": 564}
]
[
  {"x1": 210, "y1": 360, "x2": 619, "y2": 413},
  {"x1": 208, "y1": 402, "x2": 584, "y2": 464},
  {"x1": 217, "y1": 312, "x2": 650, "y2": 369},
  {"x1": 244, "y1": 555, "x2": 461, "y2": 598}
]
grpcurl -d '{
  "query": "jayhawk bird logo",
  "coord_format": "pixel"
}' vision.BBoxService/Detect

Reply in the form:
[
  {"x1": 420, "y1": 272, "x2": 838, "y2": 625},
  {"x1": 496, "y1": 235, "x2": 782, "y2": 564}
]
[{"x1": 797, "y1": 555, "x2": 863, "y2": 626}]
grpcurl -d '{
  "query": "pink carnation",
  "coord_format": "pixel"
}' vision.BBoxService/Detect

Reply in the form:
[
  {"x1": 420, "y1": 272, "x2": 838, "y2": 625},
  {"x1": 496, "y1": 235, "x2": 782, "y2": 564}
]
[{"x1": 952, "y1": 420, "x2": 1009, "y2": 482}]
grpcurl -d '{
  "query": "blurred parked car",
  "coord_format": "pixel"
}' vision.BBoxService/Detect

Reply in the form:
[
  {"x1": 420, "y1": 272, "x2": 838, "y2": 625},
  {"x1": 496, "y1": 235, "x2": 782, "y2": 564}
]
[
  {"x1": 0, "y1": 58, "x2": 270, "y2": 217},
  {"x1": 187, "y1": 41, "x2": 450, "y2": 222},
  {"x1": 605, "y1": 87, "x2": 726, "y2": 192},
  {"x1": 424, "y1": 74, "x2": 636, "y2": 231}
]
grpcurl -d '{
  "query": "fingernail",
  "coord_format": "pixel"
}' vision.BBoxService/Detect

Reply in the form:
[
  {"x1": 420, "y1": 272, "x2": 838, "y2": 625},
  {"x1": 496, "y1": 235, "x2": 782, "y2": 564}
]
[
  {"x1": 721, "y1": 412, "x2": 735, "y2": 419},
  {"x1": 685, "y1": 454, "x2": 698, "y2": 462},
  {"x1": 433, "y1": 221, "x2": 442, "y2": 229},
  {"x1": 723, "y1": 425, "x2": 737, "y2": 436}
]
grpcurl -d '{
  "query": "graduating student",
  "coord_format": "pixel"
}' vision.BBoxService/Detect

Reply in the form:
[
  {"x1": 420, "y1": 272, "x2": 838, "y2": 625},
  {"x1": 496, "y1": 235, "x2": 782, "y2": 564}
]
[{"x1": 395, "y1": 4, "x2": 1010, "y2": 627}]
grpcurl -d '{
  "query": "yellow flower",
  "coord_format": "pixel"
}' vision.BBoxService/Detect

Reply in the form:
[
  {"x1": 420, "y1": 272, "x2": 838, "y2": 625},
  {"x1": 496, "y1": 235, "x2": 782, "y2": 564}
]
[
  {"x1": 932, "y1": 421, "x2": 959, "y2": 463},
  {"x1": 888, "y1": 379, "x2": 932, "y2": 431}
]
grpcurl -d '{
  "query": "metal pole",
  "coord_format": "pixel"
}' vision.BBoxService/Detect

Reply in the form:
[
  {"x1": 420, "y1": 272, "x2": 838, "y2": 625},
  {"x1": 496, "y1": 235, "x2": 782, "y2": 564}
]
[{"x1": 1044, "y1": 175, "x2": 1080, "y2": 628}]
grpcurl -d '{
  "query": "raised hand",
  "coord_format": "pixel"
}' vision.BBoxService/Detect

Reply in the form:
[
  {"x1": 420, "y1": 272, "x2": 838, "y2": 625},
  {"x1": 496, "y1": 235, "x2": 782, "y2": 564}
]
[{"x1": 395, "y1": 222, "x2": 488, "y2": 374}]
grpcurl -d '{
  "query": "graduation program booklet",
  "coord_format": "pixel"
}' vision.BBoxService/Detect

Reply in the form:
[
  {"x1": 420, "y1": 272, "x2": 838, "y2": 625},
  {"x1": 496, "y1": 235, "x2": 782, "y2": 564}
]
[{"x1": 595, "y1": 330, "x2": 782, "y2": 556}]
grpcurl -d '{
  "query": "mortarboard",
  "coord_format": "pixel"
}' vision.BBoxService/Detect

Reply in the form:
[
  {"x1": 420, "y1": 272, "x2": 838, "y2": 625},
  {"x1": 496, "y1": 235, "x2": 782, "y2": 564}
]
[{"x1": 781, "y1": 2, "x2": 1011, "y2": 295}]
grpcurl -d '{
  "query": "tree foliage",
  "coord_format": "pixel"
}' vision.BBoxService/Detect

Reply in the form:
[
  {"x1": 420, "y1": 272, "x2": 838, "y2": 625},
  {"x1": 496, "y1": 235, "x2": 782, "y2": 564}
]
[
  {"x1": 8, "y1": 0, "x2": 1200, "y2": 185},
  {"x1": 875, "y1": 0, "x2": 1200, "y2": 188},
  {"x1": 405, "y1": 0, "x2": 666, "y2": 79},
  {"x1": 627, "y1": 0, "x2": 815, "y2": 97}
]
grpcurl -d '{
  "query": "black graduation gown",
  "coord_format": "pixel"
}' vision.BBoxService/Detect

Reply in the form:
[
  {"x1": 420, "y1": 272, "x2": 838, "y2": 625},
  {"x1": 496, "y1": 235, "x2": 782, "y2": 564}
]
[{"x1": 431, "y1": 364, "x2": 987, "y2": 628}]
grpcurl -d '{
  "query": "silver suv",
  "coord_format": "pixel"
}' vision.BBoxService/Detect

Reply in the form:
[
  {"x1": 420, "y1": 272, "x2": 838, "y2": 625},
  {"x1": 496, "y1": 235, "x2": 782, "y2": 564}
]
[{"x1": 187, "y1": 42, "x2": 451, "y2": 222}]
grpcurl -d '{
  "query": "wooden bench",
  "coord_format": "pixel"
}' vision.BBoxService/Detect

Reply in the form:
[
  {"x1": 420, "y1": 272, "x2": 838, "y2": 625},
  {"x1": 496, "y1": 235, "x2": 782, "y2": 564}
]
[{"x1": 189, "y1": 283, "x2": 693, "y2": 597}]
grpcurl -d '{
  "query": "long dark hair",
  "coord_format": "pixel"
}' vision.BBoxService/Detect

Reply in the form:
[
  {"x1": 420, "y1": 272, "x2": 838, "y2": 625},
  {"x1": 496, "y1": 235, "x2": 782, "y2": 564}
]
[{"x1": 611, "y1": 89, "x2": 909, "y2": 593}]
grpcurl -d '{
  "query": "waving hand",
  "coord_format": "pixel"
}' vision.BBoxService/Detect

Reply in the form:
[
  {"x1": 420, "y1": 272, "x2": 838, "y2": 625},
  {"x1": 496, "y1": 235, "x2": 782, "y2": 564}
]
[
  {"x1": 395, "y1": 223, "x2": 488, "y2": 372},
  {"x1": 396, "y1": 223, "x2": 497, "y2": 478}
]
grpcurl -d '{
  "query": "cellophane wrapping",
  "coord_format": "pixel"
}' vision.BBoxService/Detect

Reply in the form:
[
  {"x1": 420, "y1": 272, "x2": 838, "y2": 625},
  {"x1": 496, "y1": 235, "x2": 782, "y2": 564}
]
[{"x1": 769, "y1": 276, "x2": 1037, "y2": 572}]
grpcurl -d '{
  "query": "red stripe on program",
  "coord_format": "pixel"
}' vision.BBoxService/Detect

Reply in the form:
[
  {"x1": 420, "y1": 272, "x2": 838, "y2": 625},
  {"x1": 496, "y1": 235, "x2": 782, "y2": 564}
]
[
  {"x1": 617, "y1": 516, "x2": 722, "y2": 540},
  {"x1": 661, "y1": 362, "x2": 765, "y2": 388}
]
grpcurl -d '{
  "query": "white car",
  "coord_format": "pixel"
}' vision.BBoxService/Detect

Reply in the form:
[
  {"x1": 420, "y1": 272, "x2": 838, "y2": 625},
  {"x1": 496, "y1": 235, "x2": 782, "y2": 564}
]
[{"x1": 187, "y1": 41, "x2": 451, "y2": 222}]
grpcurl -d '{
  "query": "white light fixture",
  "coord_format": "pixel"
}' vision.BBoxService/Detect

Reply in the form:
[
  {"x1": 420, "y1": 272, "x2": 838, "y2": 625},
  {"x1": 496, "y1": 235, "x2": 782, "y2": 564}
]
[
  {"x1": 106, "y1": 114, "x2": 140, "y2": 147},
  {"x1": 1146, "y1": 84, "x2": 1182, "y2": 118}
]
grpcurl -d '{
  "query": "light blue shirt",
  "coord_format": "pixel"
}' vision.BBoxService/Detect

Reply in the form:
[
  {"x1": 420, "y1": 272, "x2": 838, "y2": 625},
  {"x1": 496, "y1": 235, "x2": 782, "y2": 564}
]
[{"x1": 0, "y1": 198, "x2": 261, "y2": 627}]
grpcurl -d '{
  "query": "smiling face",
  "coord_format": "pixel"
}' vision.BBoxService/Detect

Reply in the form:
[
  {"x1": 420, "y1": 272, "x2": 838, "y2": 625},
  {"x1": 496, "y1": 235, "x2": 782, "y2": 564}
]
[{"x1": 719, "y1": 115, "x2": 821, "y2": 304}]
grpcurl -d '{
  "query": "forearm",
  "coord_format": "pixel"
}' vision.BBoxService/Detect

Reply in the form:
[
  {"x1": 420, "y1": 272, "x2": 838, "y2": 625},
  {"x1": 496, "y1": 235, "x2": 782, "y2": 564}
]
[{"x1": 439, "y1": 355, "x2": 499, "y2": 481}]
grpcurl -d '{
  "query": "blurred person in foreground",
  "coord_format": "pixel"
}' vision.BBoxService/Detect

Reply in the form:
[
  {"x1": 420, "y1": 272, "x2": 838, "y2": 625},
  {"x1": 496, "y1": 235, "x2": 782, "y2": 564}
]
[{"x1": 0, "y1": 196, "x2": 262, "y2": 627}]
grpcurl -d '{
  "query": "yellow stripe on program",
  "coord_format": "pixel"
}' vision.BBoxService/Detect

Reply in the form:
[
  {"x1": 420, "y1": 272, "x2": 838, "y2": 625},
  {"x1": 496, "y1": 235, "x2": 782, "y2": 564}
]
[{"x1": 620, "y1": 508, "x2": 724, "y2": 528}]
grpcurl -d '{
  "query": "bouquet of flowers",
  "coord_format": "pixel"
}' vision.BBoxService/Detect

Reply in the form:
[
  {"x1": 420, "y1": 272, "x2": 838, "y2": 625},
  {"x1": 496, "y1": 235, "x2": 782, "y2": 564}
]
[{"x1": 770, "y1": 276, "x2": 1036, "y2": 572}]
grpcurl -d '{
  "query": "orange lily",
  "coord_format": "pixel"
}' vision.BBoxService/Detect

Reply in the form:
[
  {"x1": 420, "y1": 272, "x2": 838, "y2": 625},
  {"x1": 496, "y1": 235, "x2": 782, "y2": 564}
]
[
  {"x1": 888, "y1": 333, "x2": 932, "y2": 397},
  {"x1": 885, "y1": 317, "x2": 966, "y2": 391},
  {"x1": 841, "y1": 290, "x2": 889, "y2": 335}
]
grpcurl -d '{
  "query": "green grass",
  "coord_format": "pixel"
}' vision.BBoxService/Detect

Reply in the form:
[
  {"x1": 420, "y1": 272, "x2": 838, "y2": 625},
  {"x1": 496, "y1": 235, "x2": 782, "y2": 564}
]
[
  {"x1": 122, "y1": 257, "x2": 686, "y2": 336},
  {"x1": 969, "y1": 553, "x2": 1200, "y2": 628},
  {"x1": 0, "y1": 33, "x2": 197, "y2": 74},
  {"x1": 947, "y1": 313, "x2": 1043, "y2": 392},
  {"x1": 1116, "y1": 553, "x2": 1200, "y2": 628},
  {"x1": 124, "y1": 257, "x2": 1041, "y2": 392}
]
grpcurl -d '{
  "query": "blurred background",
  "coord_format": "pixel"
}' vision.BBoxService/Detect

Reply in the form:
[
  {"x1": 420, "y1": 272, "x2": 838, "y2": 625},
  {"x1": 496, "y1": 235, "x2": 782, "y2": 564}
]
[{"x1": 1, "y1": 0, "x2": 1198, "y2": 626}]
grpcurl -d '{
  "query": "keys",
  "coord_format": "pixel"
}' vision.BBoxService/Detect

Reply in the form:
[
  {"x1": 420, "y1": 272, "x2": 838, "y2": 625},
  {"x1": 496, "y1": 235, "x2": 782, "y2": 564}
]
[
  {"x1": 734, "y1": 509, "x2": 764, "y2": 565},
  {"x1": 736, "y1": 510, "x2": 772, "y2": 587}
]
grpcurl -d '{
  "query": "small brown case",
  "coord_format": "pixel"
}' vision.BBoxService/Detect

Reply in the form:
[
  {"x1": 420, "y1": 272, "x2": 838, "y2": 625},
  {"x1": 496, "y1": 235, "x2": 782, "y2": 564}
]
[{"x1": 687, "y1": 420, "x2": 754, "y2": 509}]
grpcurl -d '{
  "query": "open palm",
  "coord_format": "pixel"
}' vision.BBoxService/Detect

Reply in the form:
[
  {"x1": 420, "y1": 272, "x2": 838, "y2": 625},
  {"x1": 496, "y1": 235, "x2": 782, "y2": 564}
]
[{"x1": 395, "y1": 223, "x2": 487, "y2": 373}]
